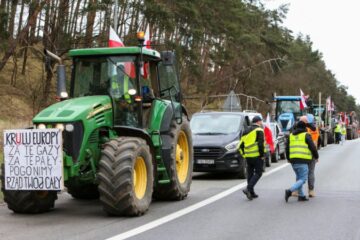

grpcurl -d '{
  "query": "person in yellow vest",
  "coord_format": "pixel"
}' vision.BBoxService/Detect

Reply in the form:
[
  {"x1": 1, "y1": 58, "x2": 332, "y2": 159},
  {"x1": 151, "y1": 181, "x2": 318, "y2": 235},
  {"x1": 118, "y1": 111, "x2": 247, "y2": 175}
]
[
  {"x1": 239, "y1": 116, "x2": 265, "y2": 200},
  {"x1": 340, "y1": 123, "x2": 347, "y2": 145},
  {"x1": 285, "y1": 120, "x2": 319, "y2": 202},
  {"x1": 292, "y1": 115, "x2": 319, "y2": 197},
  {"x1": 334, "y1": 122, "x2": 342, "y2": 144},
  {"x1": 111, "y1": 64, "x2": 132, "y2": 103}
]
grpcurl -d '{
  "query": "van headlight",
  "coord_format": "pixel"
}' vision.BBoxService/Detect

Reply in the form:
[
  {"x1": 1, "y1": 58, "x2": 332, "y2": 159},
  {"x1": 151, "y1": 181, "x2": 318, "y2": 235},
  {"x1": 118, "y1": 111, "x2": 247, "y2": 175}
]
[{"x1": 225, "y1": 140, "x2": 240, "y2": 152}]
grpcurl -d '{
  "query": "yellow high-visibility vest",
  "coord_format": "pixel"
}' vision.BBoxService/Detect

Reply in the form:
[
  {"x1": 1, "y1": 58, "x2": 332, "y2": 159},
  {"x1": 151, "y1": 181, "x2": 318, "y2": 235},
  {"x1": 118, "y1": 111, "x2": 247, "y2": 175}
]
[
  {"x1": 112, "y1": 75, "x2": 131, "y2": 103},
  {"x1": 334, "y1": 124, "x2": 341, "y2": 133},
  {"x1": 240, "y1": 128, "x2": 264, "y2": 158},
  {"x1": 341, "y1": 126, "x2": 347, "y2": 135},
  {"x1": 289, "y1": 132, "x2": 312, "y2": 160}
]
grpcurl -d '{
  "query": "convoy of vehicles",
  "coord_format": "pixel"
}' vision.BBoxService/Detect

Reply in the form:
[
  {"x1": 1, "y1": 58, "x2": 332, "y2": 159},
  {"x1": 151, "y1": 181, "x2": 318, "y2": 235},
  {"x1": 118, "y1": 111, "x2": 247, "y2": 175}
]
[{"x1": 1, "y1": 31, "x2": 358, "y2": 216}]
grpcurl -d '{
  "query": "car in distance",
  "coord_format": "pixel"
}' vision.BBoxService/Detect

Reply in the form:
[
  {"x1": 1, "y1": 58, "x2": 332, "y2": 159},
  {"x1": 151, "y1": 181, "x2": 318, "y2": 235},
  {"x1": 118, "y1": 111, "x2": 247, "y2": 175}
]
[
  {"x1": 190, "y1": 111, "x2": 251, "y2": 179},
  {"x1": 269, "y1": 121, "x2": 286, "y2": 162}
]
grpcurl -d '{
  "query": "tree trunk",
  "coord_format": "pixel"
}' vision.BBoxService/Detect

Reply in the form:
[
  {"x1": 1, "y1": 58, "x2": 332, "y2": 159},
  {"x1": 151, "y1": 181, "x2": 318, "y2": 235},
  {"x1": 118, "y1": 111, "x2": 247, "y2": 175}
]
[
  {"x1": 8, "y1": 0, "x2": 18, "y2": 40},
  {"x1": 16, "y1": 0, "x2": 24, "y2": 36},
  {"x1": 84, "y1": 0, "x2": 96, "y2": 47},
  {"x1": 0, "y1": 0, "x2": 48, "y2": 71},
  {"x1": 0, "y1": 0, "x2": 7, "y2": 40}
]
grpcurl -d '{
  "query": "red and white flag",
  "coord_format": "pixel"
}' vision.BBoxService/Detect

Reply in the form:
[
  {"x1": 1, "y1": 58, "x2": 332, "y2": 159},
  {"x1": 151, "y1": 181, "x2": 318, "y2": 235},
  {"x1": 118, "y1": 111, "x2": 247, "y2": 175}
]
[
  {"x1": 144, "y1": 25, "x2": 151, "y2": 49},
  {"x1": 141, "y1": 25, "x2": 151, "y2": 78},
  {"x1": 264, "y1": 113, "x2": 274, "y2": 153},
  {"x1": 108, "y1": 27, "x2": 136, "y2": 78},
  {"x1": 109, "y1": 26, "x2": 124, "y2": 47},
  {"x1": 300, "y1": 89, "x2": 308, "y2": 110}
]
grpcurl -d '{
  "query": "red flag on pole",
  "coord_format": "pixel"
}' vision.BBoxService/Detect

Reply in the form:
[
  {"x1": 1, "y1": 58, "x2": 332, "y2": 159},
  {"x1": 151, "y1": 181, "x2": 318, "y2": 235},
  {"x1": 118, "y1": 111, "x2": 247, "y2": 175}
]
[
  {"x1": 300, "y1": 89, "x2": 308, "y2": 110},
  {"x1": 141, "y1": 25, "x2": 151, "y2": 79},
  {"x1": 264, "y1": 113, "x2": 275, "y2": 153},
  {"x1": 108, "y1": 27, "x2": 135, "y2": 78}
]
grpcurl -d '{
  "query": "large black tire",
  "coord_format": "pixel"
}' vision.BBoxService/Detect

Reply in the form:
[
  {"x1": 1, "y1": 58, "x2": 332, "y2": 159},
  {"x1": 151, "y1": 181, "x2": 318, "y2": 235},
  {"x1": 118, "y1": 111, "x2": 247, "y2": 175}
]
[
  {"x1": 1, "y1": 164, "x2": 58, "y2": 214},
  {"x1": 67, "y1": 182, "x2": 99, "y2": 200},
  {"x1": 153, "y1": 117, "x2": 193, "y2": 200},
  {"x1": 98, "y1": 137, "x2": 153, "y2": 216},
  {"x1": 271, "y1": 147, "x2": 279, "y2": 163}
]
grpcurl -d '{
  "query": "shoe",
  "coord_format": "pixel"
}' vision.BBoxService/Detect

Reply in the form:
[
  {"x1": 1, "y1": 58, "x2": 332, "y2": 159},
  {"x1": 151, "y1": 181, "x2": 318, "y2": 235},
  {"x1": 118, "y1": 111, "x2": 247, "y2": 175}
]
[
  {"x1": 309, "y1": 190, "x2": 315, "y2": 197},
  {"x1": 285, "y1": 189, "x2": 292, "y2": 202},
  {"x1": 298, "y1": 196, "x2": 309, "y2": 201},
  {"x1": 251, "y1": 192, "x2": 259, "y2": 198},
  {"x1": 291, "y1": 191, "x2": 299, "y2": 197},
  {"x1": 243, "y1": 189, "x2": 253, "y2": 200}
]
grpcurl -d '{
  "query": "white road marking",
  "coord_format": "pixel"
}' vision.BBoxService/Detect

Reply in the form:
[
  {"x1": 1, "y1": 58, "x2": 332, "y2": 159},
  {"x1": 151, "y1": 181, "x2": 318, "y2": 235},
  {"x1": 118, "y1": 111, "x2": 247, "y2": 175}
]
[{"x1": 106, "y1": 163, "x2": 290, "y2": 240}]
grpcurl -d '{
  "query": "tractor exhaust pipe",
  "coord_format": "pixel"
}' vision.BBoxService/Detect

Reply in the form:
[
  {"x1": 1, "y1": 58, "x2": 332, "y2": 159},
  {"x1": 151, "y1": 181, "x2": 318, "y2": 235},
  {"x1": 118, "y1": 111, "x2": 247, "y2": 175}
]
[{"x1": 44, "y1": 49, "x2": 68, "y2": 100}]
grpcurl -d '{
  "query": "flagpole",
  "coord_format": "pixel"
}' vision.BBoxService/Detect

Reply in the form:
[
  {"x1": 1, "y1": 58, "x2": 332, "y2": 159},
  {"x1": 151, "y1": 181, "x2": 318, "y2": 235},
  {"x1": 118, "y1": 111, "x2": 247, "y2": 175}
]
[{"x1": 114, "y1": 0, "x2": 118, "y2": 32}]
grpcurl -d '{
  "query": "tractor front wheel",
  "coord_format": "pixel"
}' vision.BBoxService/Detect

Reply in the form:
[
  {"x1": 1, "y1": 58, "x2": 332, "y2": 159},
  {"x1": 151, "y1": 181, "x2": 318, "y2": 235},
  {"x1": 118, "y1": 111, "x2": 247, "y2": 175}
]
[
  {"x1": 154, "y1": 117, "x2": 193, "y2": 200},
  {"x1": 98, "y1": 137, "x2": 153, "y2": 216},
  {"x1": 1, "y1": 164, "x2": 57, "y2": 214}
]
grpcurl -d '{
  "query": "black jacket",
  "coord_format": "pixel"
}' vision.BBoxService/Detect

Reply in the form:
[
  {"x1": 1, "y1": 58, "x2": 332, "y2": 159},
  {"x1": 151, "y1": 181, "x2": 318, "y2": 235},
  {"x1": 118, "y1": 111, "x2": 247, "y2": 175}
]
[
  {"x1": 240, "y1": 124, "x2": 264, "y2": 158},
  {"x1": 286, "y1": 126, "x2": 319, "y2": 164}
]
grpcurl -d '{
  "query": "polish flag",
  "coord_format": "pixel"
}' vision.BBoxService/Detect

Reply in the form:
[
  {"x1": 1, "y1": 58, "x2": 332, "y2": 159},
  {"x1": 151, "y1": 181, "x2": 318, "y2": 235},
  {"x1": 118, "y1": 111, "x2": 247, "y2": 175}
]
[
  {"x1": 109, "y1": 27, "x2": 124, "y2": 47},
  {"x1": 142, "y1": 25, "x2": 151, "y2": 79},
  {"x1": 300, "y1": 89, "x2": 308, "y2": 110},
  {"x1": 108, "y1": 27, "x2": 135, "y2": 78},
  {"x1": 264, "y1": 113, "x2": 275, "y2": 153}
]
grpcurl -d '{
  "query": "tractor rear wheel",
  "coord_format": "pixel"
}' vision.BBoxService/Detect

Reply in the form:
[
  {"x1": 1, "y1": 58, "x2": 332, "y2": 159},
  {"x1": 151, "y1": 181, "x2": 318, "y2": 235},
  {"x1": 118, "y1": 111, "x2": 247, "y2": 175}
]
[
  {"x1": 1, "y1": 164, "x2": 57, "y2": 214},
  {"x1": 154, "y1": 117, "x2": 193, "y2": 200},
  {"x1": 98, "y1": 137, "x2": 153, "y2": 216}
]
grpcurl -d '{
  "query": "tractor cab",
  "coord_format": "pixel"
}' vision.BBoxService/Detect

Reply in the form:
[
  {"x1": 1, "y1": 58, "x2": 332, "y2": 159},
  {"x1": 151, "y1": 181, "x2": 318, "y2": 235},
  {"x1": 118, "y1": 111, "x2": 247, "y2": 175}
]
[{"x1": 68, "y1": 46, "x2": 181, "y2": 129}]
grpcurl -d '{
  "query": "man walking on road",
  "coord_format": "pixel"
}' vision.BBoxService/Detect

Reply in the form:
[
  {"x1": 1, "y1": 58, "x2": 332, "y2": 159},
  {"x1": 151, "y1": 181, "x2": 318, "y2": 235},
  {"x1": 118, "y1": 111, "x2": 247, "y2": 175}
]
[
  {"x1": 285, "y1": 120, "x2": 319, "y2": 202},
  {"x1": 239, "y1": 116, "x2": 265, "y2": 200}
]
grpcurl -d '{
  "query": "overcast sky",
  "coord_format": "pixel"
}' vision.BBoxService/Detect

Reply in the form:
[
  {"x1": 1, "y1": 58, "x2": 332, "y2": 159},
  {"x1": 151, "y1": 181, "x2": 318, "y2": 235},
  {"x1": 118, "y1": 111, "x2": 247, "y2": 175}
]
[{"x1": 263, "y1": 0, "x2": 360, "y2": 104}]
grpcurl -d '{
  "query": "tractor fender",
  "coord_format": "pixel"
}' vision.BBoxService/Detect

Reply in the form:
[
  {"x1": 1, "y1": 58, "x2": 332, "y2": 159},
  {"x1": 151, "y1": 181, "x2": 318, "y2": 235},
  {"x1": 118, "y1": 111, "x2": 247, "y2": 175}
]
[{"x1": 113, "y1": 126, "x2": 157, "y2": 169}]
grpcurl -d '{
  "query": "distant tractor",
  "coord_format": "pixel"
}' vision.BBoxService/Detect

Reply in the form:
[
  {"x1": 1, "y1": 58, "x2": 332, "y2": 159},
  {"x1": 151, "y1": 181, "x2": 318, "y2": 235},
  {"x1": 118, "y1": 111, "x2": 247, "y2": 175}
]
[
  {"x1": 1, "y1": 32, "x2": 193, "y2": 216},
  {"x1": 273, "y1": 96, "x2": 305, "y2": 135}
]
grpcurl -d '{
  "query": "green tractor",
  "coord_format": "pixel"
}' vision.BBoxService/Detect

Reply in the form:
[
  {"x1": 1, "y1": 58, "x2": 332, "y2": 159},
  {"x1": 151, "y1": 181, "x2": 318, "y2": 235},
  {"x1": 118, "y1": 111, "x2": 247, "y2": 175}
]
[{"x1": 1, "y1": 34, "x2": 193, "y2": 216}]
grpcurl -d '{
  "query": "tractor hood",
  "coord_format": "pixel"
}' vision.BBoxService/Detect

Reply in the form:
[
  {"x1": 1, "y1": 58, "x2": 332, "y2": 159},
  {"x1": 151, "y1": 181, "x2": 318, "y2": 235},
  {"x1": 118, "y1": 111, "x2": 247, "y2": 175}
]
[{"x1": 33, "y1": 96, "x2": 112, "y2": 123}]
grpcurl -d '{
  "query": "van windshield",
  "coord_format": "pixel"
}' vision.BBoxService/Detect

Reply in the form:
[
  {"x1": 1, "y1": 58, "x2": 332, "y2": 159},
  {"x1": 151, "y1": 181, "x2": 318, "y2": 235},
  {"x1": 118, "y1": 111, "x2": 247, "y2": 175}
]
[{"x1": 190, "y1": 114, "x2": 242, "y2": 134}]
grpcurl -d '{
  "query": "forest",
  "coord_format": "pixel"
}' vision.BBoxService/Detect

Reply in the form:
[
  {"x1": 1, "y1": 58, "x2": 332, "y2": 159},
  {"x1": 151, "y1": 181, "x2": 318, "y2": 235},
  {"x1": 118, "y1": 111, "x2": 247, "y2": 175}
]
[{"x1": 0, "y1": 0, "x2": 359, "y2": 124}]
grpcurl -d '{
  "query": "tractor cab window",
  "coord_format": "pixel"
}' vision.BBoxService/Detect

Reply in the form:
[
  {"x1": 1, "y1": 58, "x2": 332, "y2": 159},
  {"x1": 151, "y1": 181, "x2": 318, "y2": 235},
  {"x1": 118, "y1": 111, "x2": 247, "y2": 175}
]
[
  {"x1": 72, "y1": 56, "x2": 139, "y2": 127},
  {"x1": 72, "y1": 56, "x2": 137, "y2": 98},
  {"x1": 277, "y1": 100, "x2": 303, "y2": 119},
  {"x1": 157, "y1": 62, "x2": 180, "y2": 101}
]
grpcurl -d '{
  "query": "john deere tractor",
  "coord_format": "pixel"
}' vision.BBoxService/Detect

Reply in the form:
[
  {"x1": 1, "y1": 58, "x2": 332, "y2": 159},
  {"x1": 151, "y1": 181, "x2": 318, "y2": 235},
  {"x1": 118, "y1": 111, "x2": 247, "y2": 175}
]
[{"x1": 1, "y1": 33, "x2": 193, "y2": 216}]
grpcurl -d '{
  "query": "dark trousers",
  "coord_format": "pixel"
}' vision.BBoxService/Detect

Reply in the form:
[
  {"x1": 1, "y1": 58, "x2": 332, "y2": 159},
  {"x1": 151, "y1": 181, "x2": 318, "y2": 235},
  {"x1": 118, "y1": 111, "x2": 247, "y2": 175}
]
[
  {"x1": 246, "y1": 157, "x2": 263, "y2": 193},
  {"x1": 335, "y1": 132, "x2": 341, "y2": 144}
]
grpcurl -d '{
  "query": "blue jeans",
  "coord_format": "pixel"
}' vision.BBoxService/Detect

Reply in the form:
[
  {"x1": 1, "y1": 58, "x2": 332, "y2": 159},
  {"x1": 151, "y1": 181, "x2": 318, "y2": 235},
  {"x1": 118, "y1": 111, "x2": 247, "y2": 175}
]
[{"x1": 290, "y1": 164, "x2": 309, "y2": 197}]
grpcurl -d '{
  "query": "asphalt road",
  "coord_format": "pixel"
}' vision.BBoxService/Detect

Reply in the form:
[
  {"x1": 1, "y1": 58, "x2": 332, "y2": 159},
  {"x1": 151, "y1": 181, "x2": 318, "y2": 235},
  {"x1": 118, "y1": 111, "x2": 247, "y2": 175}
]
[{"x1": 1, "y1": 139, "x2": 360, "y2": 240}]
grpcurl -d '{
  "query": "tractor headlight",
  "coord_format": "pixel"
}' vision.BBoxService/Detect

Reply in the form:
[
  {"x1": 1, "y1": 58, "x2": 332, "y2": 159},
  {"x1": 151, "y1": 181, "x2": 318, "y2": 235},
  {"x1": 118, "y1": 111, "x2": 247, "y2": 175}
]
[
  {"x1": 55, "y1": 123, "x2": 65, "y2": 131},
  {"x1": 38, "y1": 123, "x2": 46, "y2": 129},
  {"x1": 65, "y1": 123, "x2": 74, "y2": 132},
  {"x1": 225, "y1": 140, "x2": 240, "y2": 152}
]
